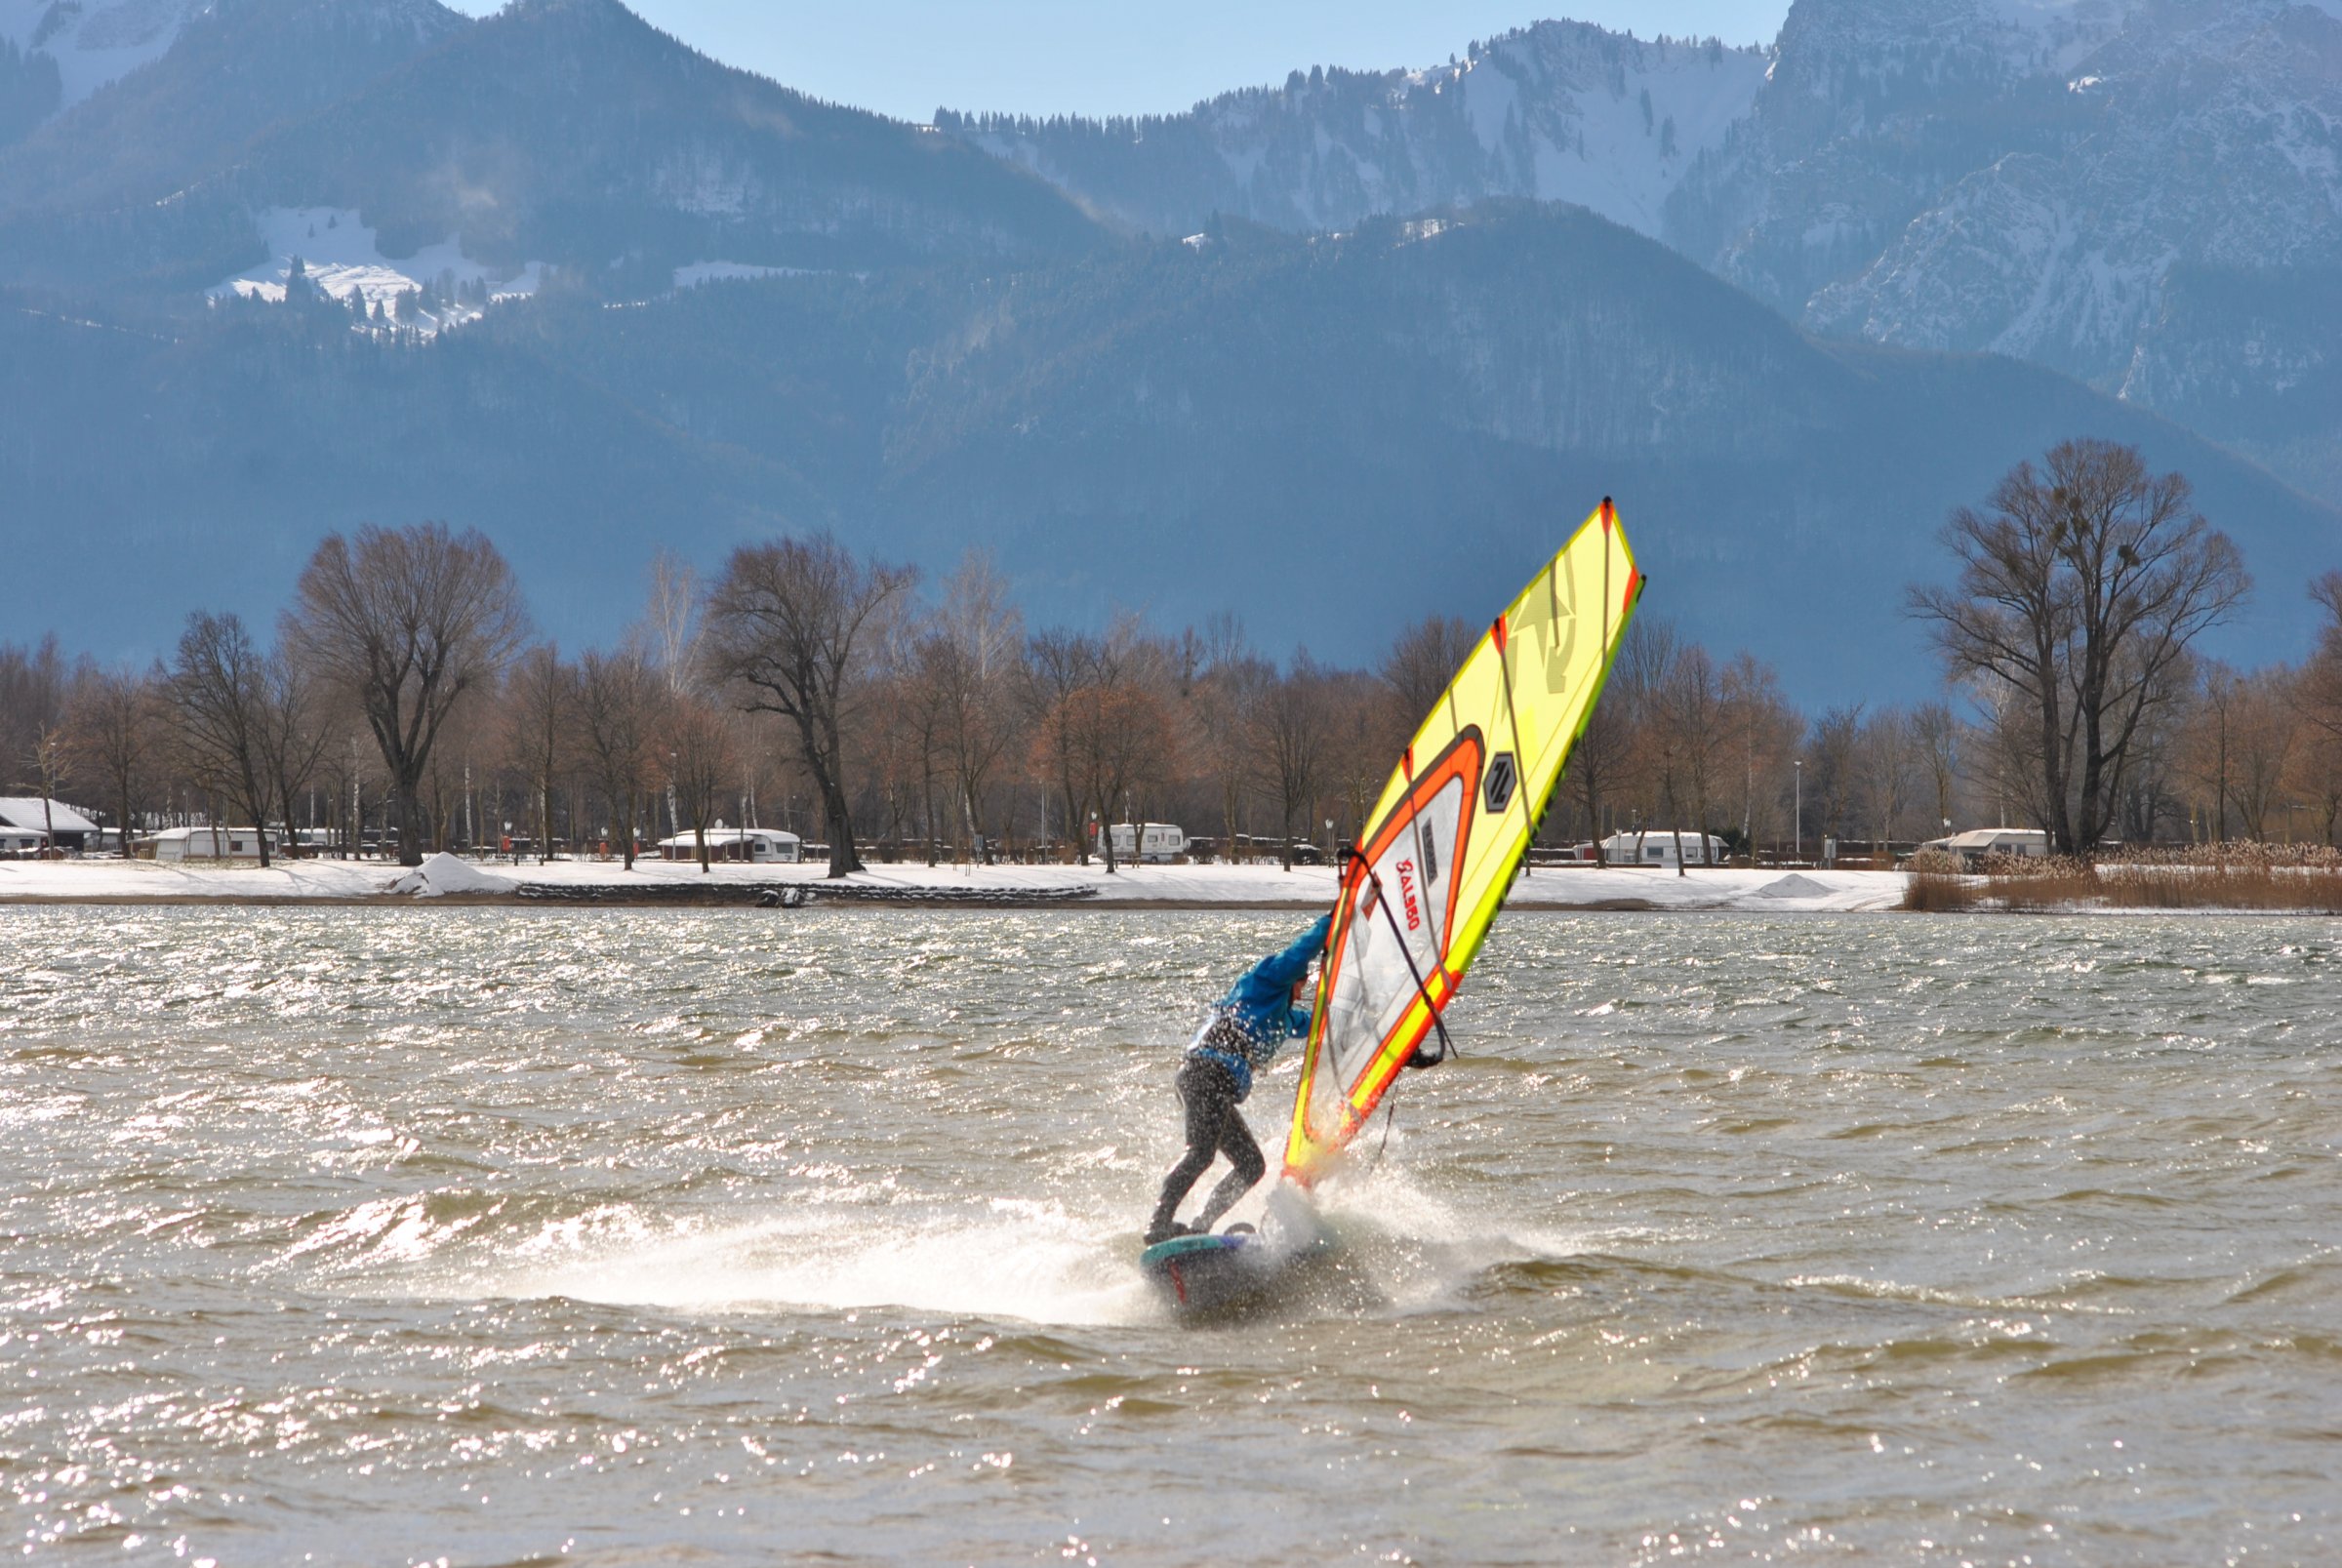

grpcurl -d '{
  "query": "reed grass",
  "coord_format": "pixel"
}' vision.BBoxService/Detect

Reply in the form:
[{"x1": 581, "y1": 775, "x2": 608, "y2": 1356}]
[{"x1": 1900, "y1": 844, "x2": 2342, "y2": 912}]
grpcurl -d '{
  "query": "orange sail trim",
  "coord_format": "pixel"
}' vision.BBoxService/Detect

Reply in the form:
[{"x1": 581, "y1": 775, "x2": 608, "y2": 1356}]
[{"x1": 1283, "y1": 502, "x2": 1643, "y2": 1184}]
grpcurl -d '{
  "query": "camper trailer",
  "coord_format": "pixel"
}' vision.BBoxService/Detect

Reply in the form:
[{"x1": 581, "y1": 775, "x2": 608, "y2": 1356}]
[
  {"x1": 1917, "y1": 828, "x2": 2050, "y2": 869},
  {"x1": 147, "y1": 826, "x2": 284, "y2": 863},
  {"x1": 655, "y1": 827, "x2": 803, "y2": 863},
  {"x1": 1598, "y1": 830, "x2": 1727, "y2": 867},
  {"x1": 1093, "y1": 823, "x2": 1189, "y2": 862}
]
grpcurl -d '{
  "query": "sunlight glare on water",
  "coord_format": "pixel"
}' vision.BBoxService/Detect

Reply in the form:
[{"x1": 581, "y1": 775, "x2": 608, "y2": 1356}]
[{"x1": 2, "y1": 905, "x2": 2337, "y2": 1564}]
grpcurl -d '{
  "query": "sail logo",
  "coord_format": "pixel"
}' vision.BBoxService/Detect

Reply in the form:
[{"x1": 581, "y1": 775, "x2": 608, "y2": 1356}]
[
  {"x1": 1396, "y1": 859, "x2": 1422, "y2": 931},
  {"x1": 1485, "y1": 753, "x2": 1517, "y2": 813}
]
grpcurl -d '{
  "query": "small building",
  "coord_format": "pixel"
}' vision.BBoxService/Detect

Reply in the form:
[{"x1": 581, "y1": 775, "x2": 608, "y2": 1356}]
[
  {"x1": 148, "y1": 826, "x2": 283, "y2": 863},
  {"x1": 0, "y1": 824, "x2": 47, "y2": 858},
  {"x1": 1093, "y1": 822, "x2": 1189, "y2": 862},
  {"x1": 656, "y1": 826, "x2": 802, "y2": 863},
  {"x1": 0, "y1": 797, "x2": 101, "y2": 855},
  {"x1": 1599, "y1": 829, "x2": 1728, "y2": 867},
  {"x1": 1917, "y1": 827, "x2": 2049, "y2": 868}
]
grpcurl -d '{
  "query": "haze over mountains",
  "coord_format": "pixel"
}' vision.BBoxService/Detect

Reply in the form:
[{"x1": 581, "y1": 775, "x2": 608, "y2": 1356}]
[{"x1": 3, "y1": 0, "x2": 2336, "y2": 704}]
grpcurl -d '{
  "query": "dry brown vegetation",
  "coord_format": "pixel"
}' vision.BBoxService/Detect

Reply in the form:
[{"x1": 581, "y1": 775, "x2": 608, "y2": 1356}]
[{"x1": 1902, "y1": 845, "x2": 2342, "y2": 912}]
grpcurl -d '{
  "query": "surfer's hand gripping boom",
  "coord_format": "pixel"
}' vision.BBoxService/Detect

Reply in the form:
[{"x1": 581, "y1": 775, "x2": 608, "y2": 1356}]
[{"x1": 1337, "y1": 846, "x2": 1454, "y2": 1069}]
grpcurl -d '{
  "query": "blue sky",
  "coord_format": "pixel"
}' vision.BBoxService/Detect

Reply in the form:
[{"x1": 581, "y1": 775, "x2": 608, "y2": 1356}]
[{"x1": 447, "y1": 2, "x2": 1794, "y2": 121}]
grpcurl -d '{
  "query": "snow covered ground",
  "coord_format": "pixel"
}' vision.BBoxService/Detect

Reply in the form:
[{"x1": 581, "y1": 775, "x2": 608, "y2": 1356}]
[
  {"x1": 208, "y1": 208, "x2": 545, "y2": 331},
  {"x1": 0, "y1": 854, "x2": 1909, "y2": 912},
  {"x1": 2, "y1": 0, "x2": 199, "y2": 113}
]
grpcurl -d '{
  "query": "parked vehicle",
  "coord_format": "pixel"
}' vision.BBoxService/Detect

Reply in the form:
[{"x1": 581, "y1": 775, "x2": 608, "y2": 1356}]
[{"x1": 1092, "y1": 822, "x2": 1189, "y2": 862}]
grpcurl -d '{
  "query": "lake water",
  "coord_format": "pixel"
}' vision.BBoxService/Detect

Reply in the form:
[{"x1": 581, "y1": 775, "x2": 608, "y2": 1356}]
[{"x1": 2, "y1": 906, "x2": 2337, "y2": 1565}]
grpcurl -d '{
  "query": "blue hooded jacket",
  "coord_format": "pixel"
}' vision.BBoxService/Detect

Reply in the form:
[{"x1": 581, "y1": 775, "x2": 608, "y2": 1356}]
[{"x1": 1186, "y1": 914, "x2": 1331, "y2": 1101}]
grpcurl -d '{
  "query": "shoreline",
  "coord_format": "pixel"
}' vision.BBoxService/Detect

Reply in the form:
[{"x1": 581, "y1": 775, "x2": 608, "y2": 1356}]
[
  {"x1": 6, "y1": 859, "x2": 2332, "y2": 913},
  {"x1": 0, "y1": 888, "x2": 1687, "y2": 912},
  {"x1": 0, "y1": 857, "x2": 1913, "y2": 913}
]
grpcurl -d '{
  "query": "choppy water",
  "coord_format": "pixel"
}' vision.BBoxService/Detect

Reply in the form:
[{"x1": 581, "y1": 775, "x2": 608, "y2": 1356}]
[{"x1": 2, "y1": 905, "x2": 2338, "y2": 1565}]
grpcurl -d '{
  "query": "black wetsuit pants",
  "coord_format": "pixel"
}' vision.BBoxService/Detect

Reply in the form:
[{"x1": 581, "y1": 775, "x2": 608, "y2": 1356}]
[{"x1": 1148, "y1": 1055, "x2": 1265, "y2": 1240}]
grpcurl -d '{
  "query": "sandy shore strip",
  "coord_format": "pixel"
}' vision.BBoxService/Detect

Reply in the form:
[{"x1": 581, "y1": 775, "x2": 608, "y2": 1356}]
[{"x1": 0, "y1": 854, "x2": 1910, "y2": 912}]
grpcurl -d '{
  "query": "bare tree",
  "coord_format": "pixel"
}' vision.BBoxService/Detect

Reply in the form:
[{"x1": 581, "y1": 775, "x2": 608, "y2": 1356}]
[
  {"x1": 1911, "y1": 440, "x2": 2249, "y2": 856},
  {"x1": 1652, "y1": 643, "x2": 1725, "y2": 872},
  {"x1": 1805, "y1": 704, "x2": 1865, "y2": 847},
  {"x1": 2286, "y1": 706, "x2": 2342, "y2": 846},
  {"x1": 665, "y1": 696, "x2": 739, "y2": 871},
  {"x1": 64, "y1": 665, "x2": 165, "y2": 856},
  {"x1": 577, "y1": 647, "x2": 658, "y2": 869},
  {"x1": 2185, "y1": 663, "x2": 2296, "y2": 843},
  {"x1": 505, "y1": 645, "x2": 573, "y2": 864},
  {"x1": 1911, "y1": 702, "x2": 1962, "y2": 837},
  {"x1": 28, "y1": 724, "x2": 69, "y2": 857},
  {"x1": 0, "y1": 635, "x2": 77, "y2": 793},
  {"x1": 1569, "y1": 696, "x2": 1634, "y2": 858},
  {"x1": 702, "y1": 535, "x2": 915, "y2": 877},
  {"x1": 2114, "y1": 660, "x2": 2192, "y2": 846},
  {"x1": 1719, "y1": 652, "x2": 1797, "y2": 856},
  {"x1": 1252, "y1": 657, "x2": 1330, "y2": 871},
  {"x1": 1321, "y1": 668, "x2": 1393, "y2": 849},
  {"x1": 931, "y1": 551, "x2": 1025, "y2": 862},
  {"x1": 256, "y1": 648, "x2": 333, "y2": 856},
  {"x1": 1854, "y1": 706, "x2": 1916, "y2": 855},
  {"x1": 2301, "y1": 572, "x2": 2342, "y2": 747},
  {"x1": 1383, "y1": 615, "x2": 1478, "y2": 731},
  {"x1": 1194, "y1": 647, "x2": 1271, "y2": 865},
  {"x1": 1044, "y1": 681, "x2": 1176, "y2": 871},
  {"x1": 169, "y1": 612, "x2": 277, "y2": 865},
  {"x1": 643, "y1": 548, "x2": 701, "y2": 698},
  {"x1": 1024, "y1": 628, "x2": 1103, "y2": 864},
  {"x1": 2290, "y1": 574, "x2": 2342, "y2": 844},
  {"x1": 2180, "y1": 662, "x2": 2241, "y2": 842},
  {"x1": 286, "y1": 523, "x2": 531, "y2": 866}
]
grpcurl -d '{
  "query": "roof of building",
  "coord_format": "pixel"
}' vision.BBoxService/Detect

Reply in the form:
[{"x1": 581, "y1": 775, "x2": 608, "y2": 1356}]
[
  {"x1": 656, "y1": 826, "x2": 801, "y2": 846},
  {"x1": 1598, "y1": 829, "x2": 1724, "y2": 843},
  {"x1": 1925, "y1": 828, "x2": 2049, "y2": 850},
  {"x1": 0, "y1": 797, "x2": 100, "y2": 833}
]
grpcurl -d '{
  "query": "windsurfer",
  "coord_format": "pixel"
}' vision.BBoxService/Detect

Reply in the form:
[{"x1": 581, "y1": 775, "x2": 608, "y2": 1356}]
[{"x1": 1144, "y1": 914, "x2": 1330, "y2": 1245}]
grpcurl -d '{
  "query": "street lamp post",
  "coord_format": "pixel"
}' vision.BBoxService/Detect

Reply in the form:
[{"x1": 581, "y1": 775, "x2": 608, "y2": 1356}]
[{"x1": 1794, "y1": 759, "x2": 1803, "y2": 864}]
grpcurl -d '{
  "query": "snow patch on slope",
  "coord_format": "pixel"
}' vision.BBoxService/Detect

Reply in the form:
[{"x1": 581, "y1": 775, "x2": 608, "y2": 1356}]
[
  {"x1": 5, "y1": 0, "x2": 200, "y2": 111},
  {"x1": 209, "y1": 208, "x2": 545, "y2": 333}
]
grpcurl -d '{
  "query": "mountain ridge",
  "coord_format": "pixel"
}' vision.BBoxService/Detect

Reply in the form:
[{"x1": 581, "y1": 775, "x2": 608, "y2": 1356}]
[{"x1": 6, "y1": 203, "x2": 2330, "y2": 705}]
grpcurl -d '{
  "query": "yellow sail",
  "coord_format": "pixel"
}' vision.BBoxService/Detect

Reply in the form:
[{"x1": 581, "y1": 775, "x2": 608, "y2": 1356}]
[{"x1": 1282, "y1": 500, "x2": 1643, "y2": 1184}]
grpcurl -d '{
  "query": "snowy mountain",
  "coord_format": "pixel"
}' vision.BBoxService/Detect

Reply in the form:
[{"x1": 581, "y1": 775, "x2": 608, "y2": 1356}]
[
  {"x1": 6, "y1": 203, "x2": 2331, "y2": 704},
  {"x1": 1716, "y1": 0, "x2": 2342, "y2": 380},
  {"x1": 1676, "y1": 0, "x2": 2342, "y2": 501},
  {"x1": 0, "y1": 0, "x2": 463, "y2": 214},
  {"x1": 947, "y1": 21, "x2": 1768, "y2": 243},
  {"x1": 947, "y1": 2, "x2": 2342, "y2": 507},
  {"x1": 0, "y1": 0, "x2": 1103, "y2": 295},
  {"x1": 0, "y1": 0, "x2": 203, "y2": 121}
]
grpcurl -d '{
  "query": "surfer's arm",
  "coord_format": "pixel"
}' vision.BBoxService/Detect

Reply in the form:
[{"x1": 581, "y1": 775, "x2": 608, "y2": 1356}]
[{"x1": 1251, "y1": 914, "x2": 1329, "y2": 991}]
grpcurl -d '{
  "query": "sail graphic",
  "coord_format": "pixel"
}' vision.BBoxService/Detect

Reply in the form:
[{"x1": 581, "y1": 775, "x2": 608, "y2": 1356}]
[{"x1": 1283, "y1": 500, "x2": 1643, "y2": 1184}]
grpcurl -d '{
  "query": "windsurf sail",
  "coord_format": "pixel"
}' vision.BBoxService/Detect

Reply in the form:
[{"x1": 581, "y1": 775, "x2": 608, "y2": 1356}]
[{"x1": 1282, "y1": 499, "x2": 1643, "y2": 1184}]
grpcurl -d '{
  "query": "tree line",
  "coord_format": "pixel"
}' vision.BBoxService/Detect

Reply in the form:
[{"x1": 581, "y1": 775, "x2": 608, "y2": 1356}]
[{"x1": 4, "y1": 443, "x2": 2336, "y2": 872}]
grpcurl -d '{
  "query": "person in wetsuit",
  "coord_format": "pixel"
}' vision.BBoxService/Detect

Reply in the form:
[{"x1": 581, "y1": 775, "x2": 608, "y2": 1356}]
[{"x1": 1144, "y1": 914, "x2": 1331, "y2": 1244}]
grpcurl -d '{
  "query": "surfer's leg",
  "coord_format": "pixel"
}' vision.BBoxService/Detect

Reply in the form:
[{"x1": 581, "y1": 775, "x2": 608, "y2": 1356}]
[
  {"x1": 1191, "y1": 1106, "x2": 1265, "y2": 1233},
  {"x1": 1147, "y1": 1059, "x2": 1222, "y2": 1242}
]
